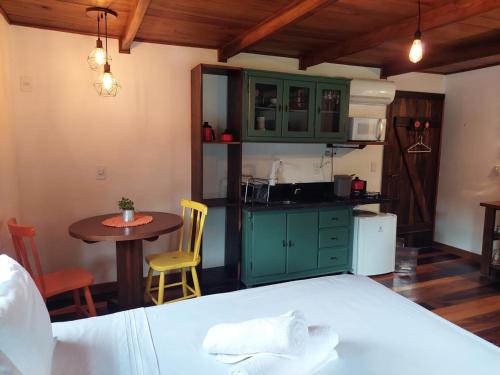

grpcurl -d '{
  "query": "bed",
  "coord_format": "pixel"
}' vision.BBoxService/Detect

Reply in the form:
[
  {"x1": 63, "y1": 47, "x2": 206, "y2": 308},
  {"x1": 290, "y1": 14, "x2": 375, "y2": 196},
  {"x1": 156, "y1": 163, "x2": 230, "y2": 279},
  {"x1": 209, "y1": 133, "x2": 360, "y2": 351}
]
[{"x1": 49, "y1": 274, "x2": 500, "y2": 374}]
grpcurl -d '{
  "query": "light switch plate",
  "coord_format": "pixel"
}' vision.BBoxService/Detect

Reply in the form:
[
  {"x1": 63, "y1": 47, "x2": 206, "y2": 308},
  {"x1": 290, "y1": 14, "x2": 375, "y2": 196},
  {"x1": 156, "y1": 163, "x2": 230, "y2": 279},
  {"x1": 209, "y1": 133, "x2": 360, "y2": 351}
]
[
  {"x1": 96, "y1": 166, "x2": 106, "y2": 180},
  {"x1": 20, "y1": 76, "x2": 33, "y2": 92}
]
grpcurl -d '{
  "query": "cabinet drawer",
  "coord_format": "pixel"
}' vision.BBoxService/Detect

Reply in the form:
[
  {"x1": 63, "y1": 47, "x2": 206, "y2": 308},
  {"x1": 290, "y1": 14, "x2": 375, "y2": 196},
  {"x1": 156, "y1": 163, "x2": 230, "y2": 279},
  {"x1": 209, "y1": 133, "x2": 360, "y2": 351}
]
[
  {"x1": 319, "y1": 209, "x2": 350, "y2": 228},
  {"x1": 319, "y1": 227, "x2": 348, "y2": 248},
  {"x1": 318, "y1": 248, "x2": 348, "y2": 268}
]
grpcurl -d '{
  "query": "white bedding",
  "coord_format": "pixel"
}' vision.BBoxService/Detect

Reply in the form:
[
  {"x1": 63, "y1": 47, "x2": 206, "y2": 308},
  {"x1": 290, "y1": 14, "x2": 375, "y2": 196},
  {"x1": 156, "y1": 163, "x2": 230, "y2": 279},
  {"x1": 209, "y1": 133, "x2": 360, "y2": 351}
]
[
  {"x1": 52, "y1": 308, "x2": 159, "y2": 375},
  {"x1": 52, "y1": 275, "x2": 500, "y2": 374}
]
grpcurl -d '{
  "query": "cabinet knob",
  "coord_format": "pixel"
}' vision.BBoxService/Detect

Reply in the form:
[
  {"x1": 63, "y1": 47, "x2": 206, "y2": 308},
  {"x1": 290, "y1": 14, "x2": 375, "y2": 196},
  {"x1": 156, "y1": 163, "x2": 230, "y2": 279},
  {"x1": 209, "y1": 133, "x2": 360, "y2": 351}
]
[
  {"x1": 317, "y1": 107, "x2": 321, "y2": 114},
  {"x1": 288, "y1": 240, "x2": 294, "y2": 247},
  {"x1": 284, "y1": 104, "x2": 288, "y2": 112},
  {"x1": 278, "y1": 104, "x2": 282, "y2": 112},
  {"x1": 331, "y1": 237, "x2": 338, "y2": 240},
  {"x1": 330, "y1": 256, "x2": 338, "y2": 260},
  {"x1": 282, "y1": 240, "x2": 287, "y2": 247},
  {"x1": 331, "y1": 217, "x2": 338, "y2": 221}
]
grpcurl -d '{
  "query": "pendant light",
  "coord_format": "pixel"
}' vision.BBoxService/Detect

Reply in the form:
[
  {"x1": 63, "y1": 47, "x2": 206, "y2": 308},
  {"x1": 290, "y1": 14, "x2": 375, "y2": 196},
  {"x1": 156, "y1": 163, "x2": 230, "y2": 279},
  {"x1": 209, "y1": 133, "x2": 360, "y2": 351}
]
[
  {"x1": 87, "y1": 13, "x2": 108, "y2": 70},
  {"x1": 86, "y1": 7, "x2": 120, "y2": 97},
  {"x1": 409, "y1": 0, "x2": 423, "y2": 63}
]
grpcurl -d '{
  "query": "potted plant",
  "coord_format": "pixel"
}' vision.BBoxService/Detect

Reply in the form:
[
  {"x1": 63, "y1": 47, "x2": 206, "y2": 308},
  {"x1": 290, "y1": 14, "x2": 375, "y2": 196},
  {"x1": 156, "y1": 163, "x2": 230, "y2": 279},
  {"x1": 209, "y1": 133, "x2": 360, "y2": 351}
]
[{"x1": 118, "y1": 197, "x2": 135, "y2": 222}]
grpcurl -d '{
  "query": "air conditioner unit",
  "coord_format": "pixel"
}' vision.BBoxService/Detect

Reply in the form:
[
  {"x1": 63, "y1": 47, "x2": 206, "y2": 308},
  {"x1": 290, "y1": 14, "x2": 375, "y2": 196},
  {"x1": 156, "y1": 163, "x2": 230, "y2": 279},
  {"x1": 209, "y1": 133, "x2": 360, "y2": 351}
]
[{"x1": 349, "y1": 79, "x2": 396, "y2": 106}]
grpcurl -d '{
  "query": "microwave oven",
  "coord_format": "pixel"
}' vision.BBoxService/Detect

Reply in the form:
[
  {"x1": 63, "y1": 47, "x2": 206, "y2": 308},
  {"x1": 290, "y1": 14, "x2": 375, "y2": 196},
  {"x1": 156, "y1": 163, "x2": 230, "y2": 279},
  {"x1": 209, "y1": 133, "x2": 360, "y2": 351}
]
[{"x1": 348, "y1": 117, "x2": 386, "y2": 141}]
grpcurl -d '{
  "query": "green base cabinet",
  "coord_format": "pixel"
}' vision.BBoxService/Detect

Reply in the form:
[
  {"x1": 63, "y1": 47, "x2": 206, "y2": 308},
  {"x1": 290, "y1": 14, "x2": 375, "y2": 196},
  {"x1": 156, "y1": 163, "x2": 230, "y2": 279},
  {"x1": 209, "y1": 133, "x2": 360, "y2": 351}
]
[{"x1": 241, "y1": 207, "x2": 353, "y2": 287}]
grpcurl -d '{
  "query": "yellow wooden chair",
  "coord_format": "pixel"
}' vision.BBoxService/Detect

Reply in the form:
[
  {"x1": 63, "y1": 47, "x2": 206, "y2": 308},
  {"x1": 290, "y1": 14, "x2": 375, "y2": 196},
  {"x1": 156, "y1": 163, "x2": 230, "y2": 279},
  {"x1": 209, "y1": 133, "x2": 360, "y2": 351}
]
[{"x1": 144, "y1": 199, "x2": 208, "y2": 305}]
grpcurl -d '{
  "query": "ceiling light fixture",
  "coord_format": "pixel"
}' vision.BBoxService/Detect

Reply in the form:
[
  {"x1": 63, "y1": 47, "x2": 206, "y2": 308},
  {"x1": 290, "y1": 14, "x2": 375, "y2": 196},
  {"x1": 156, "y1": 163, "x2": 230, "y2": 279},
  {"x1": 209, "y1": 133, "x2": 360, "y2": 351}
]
[
  {"x1": 409, "y1": 0, "x2": 423, "y2": 63},
  {"x1": 87, "y1": 12, "x2": 108, "y2": 70},
  {"x1": 86, "y1": 7, "x2": 120, "y2": 97}
]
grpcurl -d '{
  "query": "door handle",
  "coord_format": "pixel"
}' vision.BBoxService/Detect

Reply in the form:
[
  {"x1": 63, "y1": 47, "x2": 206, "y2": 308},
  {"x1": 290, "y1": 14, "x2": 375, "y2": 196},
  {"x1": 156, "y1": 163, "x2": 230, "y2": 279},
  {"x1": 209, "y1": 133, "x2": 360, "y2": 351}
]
[
  {"x1": 278, "y1": 104, "x2": 282, "y2": 112},
  {"x1": 317, "y1": 107, "x2": 321, "y2": 114},
  {"x1": 284, "y1": 104, "x2": 288, "y2": 112},
  {"x1": 288, "y1": 240, "x2": 294, "y2": 247},
  {"x1": 282, "y1": 240, "x2": 287, "y2": 247}
]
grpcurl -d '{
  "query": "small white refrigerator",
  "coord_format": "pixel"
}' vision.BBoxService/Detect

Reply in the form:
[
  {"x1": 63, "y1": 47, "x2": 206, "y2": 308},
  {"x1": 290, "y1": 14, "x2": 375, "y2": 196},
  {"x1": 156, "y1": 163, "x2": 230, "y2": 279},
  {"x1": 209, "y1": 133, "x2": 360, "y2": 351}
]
[{"x1": 351, "y1": 211, "x2": 397, "y2": 276}]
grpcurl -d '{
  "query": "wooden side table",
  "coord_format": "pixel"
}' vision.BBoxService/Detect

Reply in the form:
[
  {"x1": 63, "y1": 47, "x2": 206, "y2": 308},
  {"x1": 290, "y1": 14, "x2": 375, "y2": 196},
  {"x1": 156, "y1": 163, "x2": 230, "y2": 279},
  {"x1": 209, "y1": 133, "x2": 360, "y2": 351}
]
[{"x1": 480, "y1": 201, "x2": 500, "y2": 278}]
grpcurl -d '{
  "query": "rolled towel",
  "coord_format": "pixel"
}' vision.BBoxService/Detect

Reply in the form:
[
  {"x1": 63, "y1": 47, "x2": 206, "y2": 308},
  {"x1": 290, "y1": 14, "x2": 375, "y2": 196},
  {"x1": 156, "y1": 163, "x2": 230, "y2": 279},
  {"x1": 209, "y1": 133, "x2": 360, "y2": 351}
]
[
  {"x1": 228, "y1": 326, "x2": 339, "y2": 375},
  {"x1": 202, "y1": 311, "x2": 308, "y2": 356}
]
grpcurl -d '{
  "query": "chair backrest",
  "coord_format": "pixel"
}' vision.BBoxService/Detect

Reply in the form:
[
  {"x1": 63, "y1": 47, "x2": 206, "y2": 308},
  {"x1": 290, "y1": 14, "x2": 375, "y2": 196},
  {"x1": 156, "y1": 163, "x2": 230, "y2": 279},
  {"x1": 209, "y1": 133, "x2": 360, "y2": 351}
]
[
  {"x1": 7, "y1": 218, "x2": 46, "y2": 296},
  {"x1": 177, "y1": 199, "x2": 208, "y2": 261}
]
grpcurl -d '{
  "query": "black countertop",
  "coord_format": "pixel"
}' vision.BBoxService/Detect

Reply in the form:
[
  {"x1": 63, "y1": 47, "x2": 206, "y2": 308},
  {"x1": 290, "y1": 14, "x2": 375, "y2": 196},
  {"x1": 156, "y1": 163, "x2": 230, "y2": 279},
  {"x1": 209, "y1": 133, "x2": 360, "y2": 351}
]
[{"x1": 244, "y1": 196, "x2": 392, "y2": 212}]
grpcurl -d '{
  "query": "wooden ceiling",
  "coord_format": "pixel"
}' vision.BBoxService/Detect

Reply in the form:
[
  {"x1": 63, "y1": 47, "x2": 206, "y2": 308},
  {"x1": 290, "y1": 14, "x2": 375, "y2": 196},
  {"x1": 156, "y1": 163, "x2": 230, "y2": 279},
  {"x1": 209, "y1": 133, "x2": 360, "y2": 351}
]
[{"x1": 1, "y1": 0, "x2": 500, "y2": 75}]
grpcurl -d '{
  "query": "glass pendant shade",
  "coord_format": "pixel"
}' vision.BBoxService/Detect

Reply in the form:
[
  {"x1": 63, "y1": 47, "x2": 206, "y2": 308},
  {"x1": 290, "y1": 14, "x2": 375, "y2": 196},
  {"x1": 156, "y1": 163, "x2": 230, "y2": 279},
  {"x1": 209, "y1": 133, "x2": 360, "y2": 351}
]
[
  {"x1": 94, "y1": 63, "x2": 120, "y2": 97},
  {"x1": 409, "y1": 33, "x2": 423, "y2": 63},
  {"x1": 88, "y1": 39, "x2": 111, "y2": 70}
]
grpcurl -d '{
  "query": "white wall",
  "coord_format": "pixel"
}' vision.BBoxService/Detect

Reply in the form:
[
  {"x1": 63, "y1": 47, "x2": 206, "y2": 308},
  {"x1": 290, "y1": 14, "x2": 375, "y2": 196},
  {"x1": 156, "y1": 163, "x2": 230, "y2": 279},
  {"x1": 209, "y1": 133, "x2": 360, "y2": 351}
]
[
  {"x1": 0, "y1": 16, "x2": 19, "y2": 257},
  {"x1": 389, "y1": 72, "x2": 445, "y2": 94},
  {"x1": 435, "y1": 66, "x2": 500, "y2": 254},
  {"x1": 4, "y1": 25, "x2": 388, "y2": 282}
]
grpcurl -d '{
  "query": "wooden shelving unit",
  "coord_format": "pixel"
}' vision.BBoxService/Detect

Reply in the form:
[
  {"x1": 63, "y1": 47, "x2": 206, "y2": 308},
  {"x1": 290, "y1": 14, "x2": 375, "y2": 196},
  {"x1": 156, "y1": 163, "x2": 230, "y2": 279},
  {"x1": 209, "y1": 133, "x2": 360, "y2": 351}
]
[
  {"x1": 346, "y1": 140, "x2": 388, "y2": 146},
  {"x1": 191, "y1": 64, "x2": 243, "y2": 286}
]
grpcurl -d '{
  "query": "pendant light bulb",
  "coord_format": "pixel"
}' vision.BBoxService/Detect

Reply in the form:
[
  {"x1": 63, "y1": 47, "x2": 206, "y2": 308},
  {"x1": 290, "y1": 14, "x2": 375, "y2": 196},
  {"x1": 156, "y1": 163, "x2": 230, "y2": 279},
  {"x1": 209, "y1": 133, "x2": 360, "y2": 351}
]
[
  {"x1": 88, "y1": 39, "x2": 110, "y2": 70},
  {"x1": 409, "y1": 31, "x2": 423, "y2": 63},
  {"x1": 94, "y1": 63, "x2": 120, "y2": 97}
]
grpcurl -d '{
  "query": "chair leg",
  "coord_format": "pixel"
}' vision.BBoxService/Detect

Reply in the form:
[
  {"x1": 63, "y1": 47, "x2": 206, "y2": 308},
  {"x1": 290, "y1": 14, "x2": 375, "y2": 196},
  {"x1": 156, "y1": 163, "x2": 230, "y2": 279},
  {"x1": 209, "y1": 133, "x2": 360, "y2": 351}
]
[
  {"x1": 145, "y1": 267, "x2": 154, "y2": 302},
  {"x1": 73, "y1": 289, "x2": 82, "y2": 317},
  {"x1": 181, "y1": 268, "x2": 187, "y2": 297},
  {"x1": 83, "y1": 286, "x2": 97, "y2": 317},
  {"x1": 191, "y1": 267, "x2": 201, "y2": 297},
  {"x1": 157, "y1": 271, "x2": 165, "y2": 305}
]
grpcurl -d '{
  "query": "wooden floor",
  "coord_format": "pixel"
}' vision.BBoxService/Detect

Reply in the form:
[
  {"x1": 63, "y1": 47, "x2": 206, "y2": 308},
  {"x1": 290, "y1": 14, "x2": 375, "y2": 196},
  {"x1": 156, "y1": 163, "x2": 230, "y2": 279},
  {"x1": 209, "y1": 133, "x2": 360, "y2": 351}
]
[
  {"x1": 51, "y1": 247, "x2": 500, "y2": 346},
  {"x1": 372, "y1": 247, "x2": 500, "y2": 346}
]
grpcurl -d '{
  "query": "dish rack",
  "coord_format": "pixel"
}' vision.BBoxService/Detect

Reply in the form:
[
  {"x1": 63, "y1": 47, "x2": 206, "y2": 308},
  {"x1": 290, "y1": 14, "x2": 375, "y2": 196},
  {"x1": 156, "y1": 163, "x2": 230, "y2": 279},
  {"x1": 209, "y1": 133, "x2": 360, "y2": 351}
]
[{"x1": 241, "y1": 175, "x2": 271, "y2": 204}]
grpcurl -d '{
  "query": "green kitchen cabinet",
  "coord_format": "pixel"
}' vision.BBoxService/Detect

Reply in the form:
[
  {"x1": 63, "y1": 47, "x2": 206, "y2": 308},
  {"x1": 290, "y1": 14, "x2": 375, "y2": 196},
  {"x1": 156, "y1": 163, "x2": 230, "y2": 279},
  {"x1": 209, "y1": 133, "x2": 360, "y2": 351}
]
[
  {"x1": 250, "y1": 211, "x2": 287, "y2": 277},
  {"x1": 243, "y1": 70, "x2": 350, "y2": 143},
  {"x1": 314, "y1": 82, "x2": 349, "y2": 141},
  {"x1": 248, "y1": 76, "x2": 283, "y2": 138},
  {"x1": 286, "y1": 210, "x2": 318, "y2": 273},
  {"x1": 242, "y1": 206, "x2": 353, "y2": 287}
]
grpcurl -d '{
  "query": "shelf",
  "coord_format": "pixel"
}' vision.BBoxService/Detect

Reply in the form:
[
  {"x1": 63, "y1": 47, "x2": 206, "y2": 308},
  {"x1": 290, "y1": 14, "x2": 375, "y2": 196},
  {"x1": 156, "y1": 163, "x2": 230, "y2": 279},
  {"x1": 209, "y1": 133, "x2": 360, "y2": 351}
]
[
  {"x1": 255, "y1": 106, "x2": 275, "y2": 110},
  {"x1": 347, "y1": 140, "x2": 388, "y2": 146},
  {"x1": 203, "y1": 140, "x2": 241, "y2": 145},
  {"x1": 202, "y1": 198, "x2": 241, "y2": 208}
]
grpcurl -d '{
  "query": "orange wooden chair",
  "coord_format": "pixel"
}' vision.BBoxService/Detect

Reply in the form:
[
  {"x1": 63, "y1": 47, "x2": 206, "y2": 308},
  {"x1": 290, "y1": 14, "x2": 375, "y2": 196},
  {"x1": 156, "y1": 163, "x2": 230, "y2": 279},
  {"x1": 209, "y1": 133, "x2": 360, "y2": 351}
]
[{"x1": 8, "y1": 218, "x2": 97, "y2": 317}]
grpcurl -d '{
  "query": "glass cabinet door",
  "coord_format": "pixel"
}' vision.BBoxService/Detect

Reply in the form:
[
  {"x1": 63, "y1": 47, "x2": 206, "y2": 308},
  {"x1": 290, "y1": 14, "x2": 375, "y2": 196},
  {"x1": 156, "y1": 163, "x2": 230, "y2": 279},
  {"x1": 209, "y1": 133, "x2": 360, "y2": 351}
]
[
  {"x1": 282, "y1": 80, "x2": 315, "y2": 138},
  {"x1": 248, "y1": 76, "x2": 283, "y2": 137},
  {"x1": 314, "y1": 83, "x2": 348, "y2": 140}
]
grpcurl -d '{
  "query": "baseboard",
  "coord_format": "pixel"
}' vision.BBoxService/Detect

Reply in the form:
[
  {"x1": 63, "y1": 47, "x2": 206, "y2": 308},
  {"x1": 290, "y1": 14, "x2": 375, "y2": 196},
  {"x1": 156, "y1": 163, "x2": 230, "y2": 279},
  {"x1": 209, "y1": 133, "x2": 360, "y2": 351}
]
[{"x1": 432, "y1": 241, "x2": 481, "y2": 263}]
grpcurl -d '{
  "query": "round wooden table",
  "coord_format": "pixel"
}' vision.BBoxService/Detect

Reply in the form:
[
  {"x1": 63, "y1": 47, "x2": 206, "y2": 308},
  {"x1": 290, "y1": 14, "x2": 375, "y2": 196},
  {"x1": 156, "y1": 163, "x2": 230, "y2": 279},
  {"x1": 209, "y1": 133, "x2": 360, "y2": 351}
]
[{"x1": 69, "y1": 211, "x2": 183, "y2": 310}]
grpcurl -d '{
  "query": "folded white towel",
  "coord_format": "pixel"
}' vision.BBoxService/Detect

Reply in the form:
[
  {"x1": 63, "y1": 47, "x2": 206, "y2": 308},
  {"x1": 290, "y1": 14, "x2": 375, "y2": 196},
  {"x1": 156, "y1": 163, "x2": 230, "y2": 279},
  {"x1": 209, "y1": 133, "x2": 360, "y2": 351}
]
[
  {"x1": 202, "y1": 311, "x2": 308, "y2": 356},
  {"x1": 227, "y1": 325, "x2": 339, "y2": 375}
]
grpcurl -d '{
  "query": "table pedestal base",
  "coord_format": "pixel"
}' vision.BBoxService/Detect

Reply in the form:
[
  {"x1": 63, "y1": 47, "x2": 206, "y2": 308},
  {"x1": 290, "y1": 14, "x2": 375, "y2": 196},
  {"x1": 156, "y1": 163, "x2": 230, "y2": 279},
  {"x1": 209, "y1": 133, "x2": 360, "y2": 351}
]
[{"x1": 116, "y1": 240, "x2": 143, "y2": 310}]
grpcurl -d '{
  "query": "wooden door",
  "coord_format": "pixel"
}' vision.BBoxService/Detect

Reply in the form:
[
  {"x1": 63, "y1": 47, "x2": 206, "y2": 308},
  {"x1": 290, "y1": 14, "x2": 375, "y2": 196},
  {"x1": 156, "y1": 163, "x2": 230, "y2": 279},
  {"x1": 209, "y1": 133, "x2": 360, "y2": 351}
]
[
  {"x1": 286, "y1": 210, "x2": 318, "y2": 273},
  {"x1": 381, "y1": 91, "x2": 445, "y2": 246},
  {"x1": 250, "y1": 211, "x2": 287, "y2": 277}
]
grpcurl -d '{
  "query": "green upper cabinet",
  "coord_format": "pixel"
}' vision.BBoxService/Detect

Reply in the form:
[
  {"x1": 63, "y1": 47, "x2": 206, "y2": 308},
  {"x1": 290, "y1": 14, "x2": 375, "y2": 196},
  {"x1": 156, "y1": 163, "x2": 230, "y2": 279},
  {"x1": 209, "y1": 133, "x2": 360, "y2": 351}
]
[
  {"x1": 282, "y1": 80, "x2": 316, "y2": 138},
  {"x1": 248, "y1": 76, "x2": 283, "y2": 138},
  {"x1": 243, "y1": 70, "x2": 350, "y2": 143},
  {"x1": 314, "y1": 82, "x2": 349, "y2": 141}
]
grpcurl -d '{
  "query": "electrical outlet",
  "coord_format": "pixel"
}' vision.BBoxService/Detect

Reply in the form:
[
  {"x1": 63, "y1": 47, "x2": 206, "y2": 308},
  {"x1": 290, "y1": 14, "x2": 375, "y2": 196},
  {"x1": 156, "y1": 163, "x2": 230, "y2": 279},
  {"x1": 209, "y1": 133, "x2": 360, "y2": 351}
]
[{"x1": 96, "y1": 166, "x2": 106, "y2": 180}]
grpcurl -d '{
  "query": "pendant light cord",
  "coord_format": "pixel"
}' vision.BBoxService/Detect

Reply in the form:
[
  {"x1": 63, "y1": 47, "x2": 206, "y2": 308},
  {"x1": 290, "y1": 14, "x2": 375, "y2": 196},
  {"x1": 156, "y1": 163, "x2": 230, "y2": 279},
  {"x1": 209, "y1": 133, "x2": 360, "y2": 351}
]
[
  {"x1": 97, "y1": 14, "x2": 100, "y2": 40},
  {"x1": 418, "y1": 0, "x2": 421, "y2": 33},
  {"x1": 104, "y1": 12, "x2": 108, "y2": 63}
]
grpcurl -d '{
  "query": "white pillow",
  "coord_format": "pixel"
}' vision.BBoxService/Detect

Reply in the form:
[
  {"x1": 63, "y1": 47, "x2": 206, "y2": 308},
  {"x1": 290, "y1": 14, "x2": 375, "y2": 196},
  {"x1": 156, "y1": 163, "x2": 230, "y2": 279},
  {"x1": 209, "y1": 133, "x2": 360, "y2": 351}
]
[{"x1": 0, "y1": 254, "x2": 54, "y2": 375}]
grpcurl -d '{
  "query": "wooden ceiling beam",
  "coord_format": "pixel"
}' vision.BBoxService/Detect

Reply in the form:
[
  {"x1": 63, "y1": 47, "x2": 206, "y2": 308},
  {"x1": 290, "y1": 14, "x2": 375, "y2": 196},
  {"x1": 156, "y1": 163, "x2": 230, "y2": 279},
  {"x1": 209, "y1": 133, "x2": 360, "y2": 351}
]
[
  {"x1": 0, "y1": 4, "x2": 10, "y2": 24},
  {"x1": 218, "y1": 0, "x2": 335, "y2": 62},
  {"x1": 119, "y1": 0, "x2": 152, "y2": 53},
  {"x1": 382, "y1": 30, "x2": 500, "y2": 76},
  {"x1": 299, "y1": 0, "x2": 500, "y2": 70}
]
